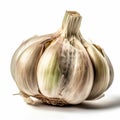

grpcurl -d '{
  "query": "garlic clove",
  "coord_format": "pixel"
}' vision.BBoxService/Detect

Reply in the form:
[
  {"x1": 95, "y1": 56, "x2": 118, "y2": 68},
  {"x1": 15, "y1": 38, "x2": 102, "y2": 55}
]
[
  {"x1": 37, "y1": 38, "x2": 63, "y2": 98},
  {"x1": 60, "y1": 38, "x2": 94, "y2": 104},
  {"x1": 82, "y1": 39, "x2": 110, "y2": 100},
  {"x1": 12, "y1": 43, "x2": 45, "y2": 95},
  {"x1": 57, "y1": 11, "x2": 94, "y2": 104},
  {"x1": 93, "y1": 44, "x2": 114, "y2": 89}
]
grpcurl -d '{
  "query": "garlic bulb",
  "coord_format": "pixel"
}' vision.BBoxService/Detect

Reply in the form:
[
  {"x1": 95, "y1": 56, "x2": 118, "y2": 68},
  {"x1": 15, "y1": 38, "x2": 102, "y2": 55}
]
[{"x1": 11, "y1": 11, "x2": 114, "y2": 106}]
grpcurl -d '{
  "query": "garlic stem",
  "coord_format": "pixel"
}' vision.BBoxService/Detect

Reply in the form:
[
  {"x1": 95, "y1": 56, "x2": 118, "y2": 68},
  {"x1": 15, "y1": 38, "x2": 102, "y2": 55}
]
[{"x1": 62, "y1": 11, "x2": 82, "y2": 38}]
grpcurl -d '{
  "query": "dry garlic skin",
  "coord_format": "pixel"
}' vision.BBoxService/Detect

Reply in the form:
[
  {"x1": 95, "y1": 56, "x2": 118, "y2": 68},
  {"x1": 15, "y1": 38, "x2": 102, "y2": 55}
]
[{"x1": 11, "y1": 11, "x2": 114, "y2": 106}]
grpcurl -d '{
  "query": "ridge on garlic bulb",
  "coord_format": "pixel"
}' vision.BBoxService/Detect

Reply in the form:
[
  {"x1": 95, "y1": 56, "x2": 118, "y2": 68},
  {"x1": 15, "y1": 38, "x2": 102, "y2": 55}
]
[{"x1": 11, "y1": 11, "x2": 114, "y2": 106}]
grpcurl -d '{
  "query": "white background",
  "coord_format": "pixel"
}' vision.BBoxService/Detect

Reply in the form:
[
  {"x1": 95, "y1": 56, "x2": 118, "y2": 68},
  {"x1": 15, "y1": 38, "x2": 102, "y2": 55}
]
[{"x1": 0, "y1": 0, "x2": 120, "y2": 120}]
